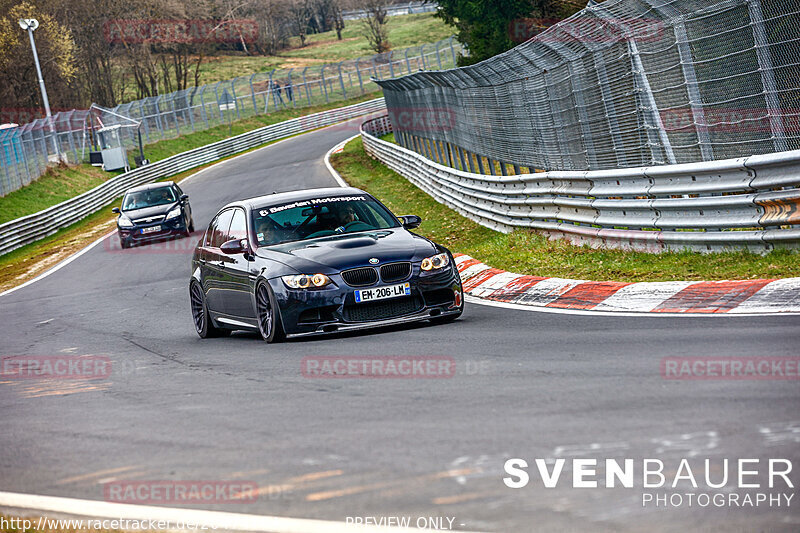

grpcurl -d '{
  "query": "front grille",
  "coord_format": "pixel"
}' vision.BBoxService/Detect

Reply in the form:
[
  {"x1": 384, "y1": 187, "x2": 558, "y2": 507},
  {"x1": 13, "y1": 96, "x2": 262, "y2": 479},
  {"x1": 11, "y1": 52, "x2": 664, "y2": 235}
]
[
  {"x1": 133, "y1": 215, "x2": 166, "y2": 225},
  {"x1": 380, "y1": 262, "x2": 411, "y2": 283},
  {"x1": 343, "y1": 296, "x2": 422, "y2": 322},
  {"x1": 341, "y1": 267, "x2": 378, "y2": 287}
]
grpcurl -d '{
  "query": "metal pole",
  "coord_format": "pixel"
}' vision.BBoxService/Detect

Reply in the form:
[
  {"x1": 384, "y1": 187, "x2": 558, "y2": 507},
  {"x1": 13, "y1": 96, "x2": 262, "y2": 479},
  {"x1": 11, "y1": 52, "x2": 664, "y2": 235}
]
[
  {"x1": 302, "y1": 67, "x2": 311, "y2": 105},
  {"x1": 23, "y1": 23, "x2": 60, "y2": 159},
  {"x1": 337, "y1": 62, "x2": 347, "y2": 99},
  {"x1": 320, "y1": 65, "x2": 329, "y2": 103},
  {"x1": 249, "y1": 73, "x2": 259, "y2": 115},
  {"x1": 355, "y1": 58, "x2": 364, "y2": 93},
  {"x1": 747, "y1": 0, "x2": 788, "y2": 152}
]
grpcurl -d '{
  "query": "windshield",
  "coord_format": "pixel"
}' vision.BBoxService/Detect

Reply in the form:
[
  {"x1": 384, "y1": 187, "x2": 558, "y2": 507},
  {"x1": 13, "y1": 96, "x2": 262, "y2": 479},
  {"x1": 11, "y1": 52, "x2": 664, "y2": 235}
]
[
  {"x1": 122, "y1": 187, "x2": 176, "y2": 211},
  {"x1": 251, "y1": 195, "x2": 400, "y2": 246}
]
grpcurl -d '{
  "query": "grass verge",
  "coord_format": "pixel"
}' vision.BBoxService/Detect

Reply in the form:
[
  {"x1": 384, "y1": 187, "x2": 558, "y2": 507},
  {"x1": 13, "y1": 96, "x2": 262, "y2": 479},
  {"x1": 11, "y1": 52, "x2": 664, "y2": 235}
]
[{"x1": 330, "y1": 137, "x2": 799, "y2": 281}]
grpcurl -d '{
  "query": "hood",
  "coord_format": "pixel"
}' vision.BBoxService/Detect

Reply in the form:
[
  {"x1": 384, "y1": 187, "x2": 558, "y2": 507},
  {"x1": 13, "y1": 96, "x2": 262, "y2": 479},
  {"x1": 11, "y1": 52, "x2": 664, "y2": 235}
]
[
  {"x1": 255, "y1": 229, "x2": 437, "y2": 273},
  {"x1": 122, "y1": 203, "x2": 176, "y2": 220}
]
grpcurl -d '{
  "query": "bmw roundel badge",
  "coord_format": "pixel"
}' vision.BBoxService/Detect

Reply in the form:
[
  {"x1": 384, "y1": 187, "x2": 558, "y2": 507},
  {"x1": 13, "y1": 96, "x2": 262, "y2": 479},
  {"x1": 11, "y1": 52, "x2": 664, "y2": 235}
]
[{"x1": 369, "y1": 258, "x2": 380, "y2": 264}]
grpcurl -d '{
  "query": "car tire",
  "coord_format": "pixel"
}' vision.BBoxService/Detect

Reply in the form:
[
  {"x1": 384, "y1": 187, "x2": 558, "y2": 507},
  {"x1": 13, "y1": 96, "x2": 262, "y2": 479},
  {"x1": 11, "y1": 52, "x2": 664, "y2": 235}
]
[
  {"x1": 120, "y1": 237, "x2": 130, "y2": 249},
  {"x1": 190, "y1": 281, "x2": 230, "y2": 338},
  {"x1": 255, "y1": 281, "x2": 285, "y2": 343},
  {"x1": 188, "y1": 217, "x2": 195, "y2": 233}
]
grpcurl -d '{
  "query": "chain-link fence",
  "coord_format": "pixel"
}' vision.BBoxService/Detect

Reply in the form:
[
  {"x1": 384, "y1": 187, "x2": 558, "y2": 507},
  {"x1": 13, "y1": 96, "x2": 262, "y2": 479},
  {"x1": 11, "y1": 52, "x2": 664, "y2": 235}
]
[
  {"x1": 0, "y1": 37, "x2": 461, "y2": 197},
  {"x1": 378, "y1": 0, "x2": 800, "y2": 174}
]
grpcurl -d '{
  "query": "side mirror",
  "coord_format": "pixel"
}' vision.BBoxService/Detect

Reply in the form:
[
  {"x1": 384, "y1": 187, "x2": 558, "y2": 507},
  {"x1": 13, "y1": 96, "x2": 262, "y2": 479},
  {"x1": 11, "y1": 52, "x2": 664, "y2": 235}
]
[
  {"x1": 399, "y1": 215, "x2": 421, "y2": 230},
  {"x1": 111, "y1": 207, "x2": 120, "y2": 214},
  {"x1": 220, "y1": 238, "x2": 248, "y2": 255},
  {"x1": 180, "y1": 194, "x2": 189, "y2": 202}
]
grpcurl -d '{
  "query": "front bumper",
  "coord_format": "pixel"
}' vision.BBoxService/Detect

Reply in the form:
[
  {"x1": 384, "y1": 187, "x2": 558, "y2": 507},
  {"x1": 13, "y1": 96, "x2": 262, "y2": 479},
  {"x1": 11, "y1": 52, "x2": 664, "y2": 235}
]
[
  {"x1": 270, "y1": 265, "x2": 463, "y2": 338},
  {"x1": 118, "y1": 216, "x2": 187, "y2": 245}
]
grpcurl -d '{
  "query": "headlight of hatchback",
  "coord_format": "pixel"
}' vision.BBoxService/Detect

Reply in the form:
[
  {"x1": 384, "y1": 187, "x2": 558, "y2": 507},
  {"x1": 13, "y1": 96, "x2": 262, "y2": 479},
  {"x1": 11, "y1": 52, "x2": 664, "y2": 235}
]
[
  {"x1": 282, "y1": 274, "x2": 333, "y2": 289},
  {"x1": 166, "y1": 206, "x2": 182, "y2": 220},
  {"x1": 117, "y1": 215, "x2": 134, "y2": 228},
  {"x1": 420, "y1": 253, "x2": 450, "y2": 271}
]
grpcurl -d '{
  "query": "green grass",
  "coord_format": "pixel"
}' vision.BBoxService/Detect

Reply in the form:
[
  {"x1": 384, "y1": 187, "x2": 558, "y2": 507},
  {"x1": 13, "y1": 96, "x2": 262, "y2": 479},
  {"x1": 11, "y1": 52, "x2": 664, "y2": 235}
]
[
  {"x1": 283, "y1": 13, "x2": 452, "y2": 62},
  {"x1": 330, "y1": 137, "x2": 800, "y2": 281},
  {"x1": 118, "y1": 13, "x2": 451, "y2": 98},
  {"x1": 0, "y1": 166, "x2": 110, "y2": 225}
]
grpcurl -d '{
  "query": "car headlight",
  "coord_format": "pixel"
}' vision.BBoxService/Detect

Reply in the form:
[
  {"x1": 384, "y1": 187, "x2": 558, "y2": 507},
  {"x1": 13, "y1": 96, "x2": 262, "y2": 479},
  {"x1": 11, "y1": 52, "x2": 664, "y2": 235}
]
[
  {"x1": 166, "y1": 206, "x2": 182, "y2": 220},
  {"x1": 421, "y1": 253, "x2": 450, "y2": 271},
  {"x1": 118, "y1": 215, "x2": 134, "y2": 228},
  {"x1": 282, "y1": 274, "x2": 333, "y2": 289}
]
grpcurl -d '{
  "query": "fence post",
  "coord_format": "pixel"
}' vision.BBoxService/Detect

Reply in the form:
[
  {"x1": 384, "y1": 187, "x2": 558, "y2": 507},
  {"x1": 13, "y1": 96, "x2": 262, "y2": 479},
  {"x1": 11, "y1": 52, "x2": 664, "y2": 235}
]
[
  {"x1": 249, "y1": 73, "x2": 259, "y2": 115},
  {"x1": 337, "y1": 62, "x2": 347, "y2": 99},
  {"x1": 592, "y1": 53, "x2": 628, "y2": 168},
  {"x1": 302, "y1": 67, "x2": 311, "y2": 105},
  {"x1": 287, "y1": 68, "x2": 296, "y2": 108},
  {"x1": 231, "y1": 79, "x2": 241, "y2": 119},
  {"x1": 267, "y1": 70, "x2": 275, "y2": 112},
  {"x1": 320, "y1": 65, "x2": 329, "y2": 103},
  {"x1": 419, "y1": 44, "x2": 426, "y2": 70},
  {"x1": 197, "y1": 85, "x2": 209, "y2": 129},
  {"x1": 388, "y1": 51, "x2": 395, "y2": 78},
  {"x1": 404, "y1": 48, "x2": 412, "y2": 73},
  {"x1": 213, "y1": 82, "x2": 223, "y2": 122},
  {"x1": 746, "y1": 0, "x2": 788, "y2": 152},
  {"x1": 673, "y1": 21, "x2": 713, "y2": 161},
  {"x1": 171, "y1": 96, "x2": 181, "y2": 137},
  {"x1": 628, "y1": 37, "x2": 676, "y2": 165},
  {"x1": 435, "y1": 40, "x2": 442, "y2": 69},
  {"x1": 355, "y1": 58, "x2": 365, "y2": 93},
  {"x1": 153, "y1": 95, "x2": 165, "y2": 139},
  {"x1": 448, "y1": 36, "x2": 457, "y2": 65}
]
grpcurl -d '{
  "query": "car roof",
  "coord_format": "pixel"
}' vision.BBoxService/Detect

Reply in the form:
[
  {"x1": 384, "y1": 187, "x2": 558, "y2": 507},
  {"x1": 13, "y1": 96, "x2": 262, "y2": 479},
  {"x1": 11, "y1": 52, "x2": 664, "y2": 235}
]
[
  {"x1": 223, "y1": 187, "x2": 372, "y2": 211},
  {"x1": 125, "y1": 181, "x2": 175, "y2": 193}
]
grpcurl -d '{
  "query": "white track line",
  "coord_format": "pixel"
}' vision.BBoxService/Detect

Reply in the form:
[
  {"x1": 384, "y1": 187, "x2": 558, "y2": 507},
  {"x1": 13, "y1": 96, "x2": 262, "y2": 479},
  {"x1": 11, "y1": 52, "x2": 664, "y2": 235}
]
[
  {"x1": 0, "y1": 491, "x2": 483, "y2": 533},
  {"x1": 323, "y1": 134, "x2": 360, "y2": 188}
]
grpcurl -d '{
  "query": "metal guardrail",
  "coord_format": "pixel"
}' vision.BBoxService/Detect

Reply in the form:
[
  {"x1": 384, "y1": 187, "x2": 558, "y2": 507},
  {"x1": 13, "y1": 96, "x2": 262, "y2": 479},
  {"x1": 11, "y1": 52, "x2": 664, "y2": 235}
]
[
  {"x1": 361, "y1": 115, "x2": 800, "y2": 253},
  {"x1": 0, "y1": 98, "x2": 386, "y2": 257}
]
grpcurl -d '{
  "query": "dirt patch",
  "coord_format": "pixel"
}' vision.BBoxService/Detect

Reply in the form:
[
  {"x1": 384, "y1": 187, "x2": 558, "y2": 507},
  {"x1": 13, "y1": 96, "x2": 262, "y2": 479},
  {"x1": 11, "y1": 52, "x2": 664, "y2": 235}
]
[{"x1": 1, "y1": 219, "x2": 116, "y2": 294}]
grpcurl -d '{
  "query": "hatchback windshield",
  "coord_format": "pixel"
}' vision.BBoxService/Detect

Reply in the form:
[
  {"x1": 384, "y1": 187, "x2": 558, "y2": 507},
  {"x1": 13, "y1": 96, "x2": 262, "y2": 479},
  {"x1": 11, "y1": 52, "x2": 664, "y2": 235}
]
[
  {"x1": 122, "y1": 187, "x2": 176, "y2": 210},
  {"x1": 252, "y1": 195, "x2": 399, "y2": 246}
]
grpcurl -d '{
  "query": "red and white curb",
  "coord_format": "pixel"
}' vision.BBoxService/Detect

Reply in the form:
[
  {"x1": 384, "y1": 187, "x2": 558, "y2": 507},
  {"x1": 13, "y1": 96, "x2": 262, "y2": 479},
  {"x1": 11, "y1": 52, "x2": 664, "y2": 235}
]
[{"x1": 454, "y1": 254, "x2": 800, "y2": 315}]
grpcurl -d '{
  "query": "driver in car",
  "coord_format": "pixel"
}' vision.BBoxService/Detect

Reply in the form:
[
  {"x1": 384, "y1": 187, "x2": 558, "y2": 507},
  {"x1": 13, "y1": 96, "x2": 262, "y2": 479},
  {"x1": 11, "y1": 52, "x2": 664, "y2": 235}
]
[
  {"x1": 255, "y1": 218, "x2": 280, "y2": 245},
  {"x1": 330, "y1": 204, "x2": 357, "y2": 233}
]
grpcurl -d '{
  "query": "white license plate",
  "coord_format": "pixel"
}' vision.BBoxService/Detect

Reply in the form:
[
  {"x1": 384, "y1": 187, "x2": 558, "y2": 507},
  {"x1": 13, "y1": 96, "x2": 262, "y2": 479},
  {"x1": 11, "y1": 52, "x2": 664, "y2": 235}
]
[
  {"x1": 141, "y1": 225, "x2": 161, "y2": 234},
  {"x1": 355, "y1": 282, "x2": 410, "y2": 303}
]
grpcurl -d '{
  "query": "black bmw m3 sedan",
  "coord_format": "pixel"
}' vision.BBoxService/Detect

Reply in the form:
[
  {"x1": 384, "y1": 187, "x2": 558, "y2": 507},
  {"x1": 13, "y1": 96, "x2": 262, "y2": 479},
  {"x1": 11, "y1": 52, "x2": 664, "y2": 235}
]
[{"x1": 189, "y1": 187, "x2": 464, "y2": 342}]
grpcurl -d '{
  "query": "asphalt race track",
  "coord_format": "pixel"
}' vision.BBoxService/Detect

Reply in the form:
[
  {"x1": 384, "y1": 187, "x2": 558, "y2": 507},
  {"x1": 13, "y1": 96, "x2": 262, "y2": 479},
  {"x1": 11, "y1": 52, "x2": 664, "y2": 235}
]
[{"x1": 1, "y1": 122, "x2": 799, "y2": 532}]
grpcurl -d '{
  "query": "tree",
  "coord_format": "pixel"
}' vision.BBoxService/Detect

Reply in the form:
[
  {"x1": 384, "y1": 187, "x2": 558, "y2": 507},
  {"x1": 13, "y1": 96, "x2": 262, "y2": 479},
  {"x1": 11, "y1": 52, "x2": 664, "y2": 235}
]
[
  {"x1": 360, "y1": 0, "x2": 389, "y2": 53},
  {"x1": 435, "y1": 0, "x2": 583, "y2": 66},
  {"x1": 0, "y1": 1, "x2": 77, "y2": 113},
  {"x1": 287, "y1": 0, "x2": 311, "y2": 46}
]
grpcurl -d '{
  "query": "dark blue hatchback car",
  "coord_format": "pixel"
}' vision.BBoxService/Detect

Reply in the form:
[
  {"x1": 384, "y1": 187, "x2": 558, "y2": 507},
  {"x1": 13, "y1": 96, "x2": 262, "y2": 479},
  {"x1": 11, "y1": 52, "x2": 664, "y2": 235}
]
[{"x1": 113, "y1": 181, "x2": 194, "y2": 249}]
